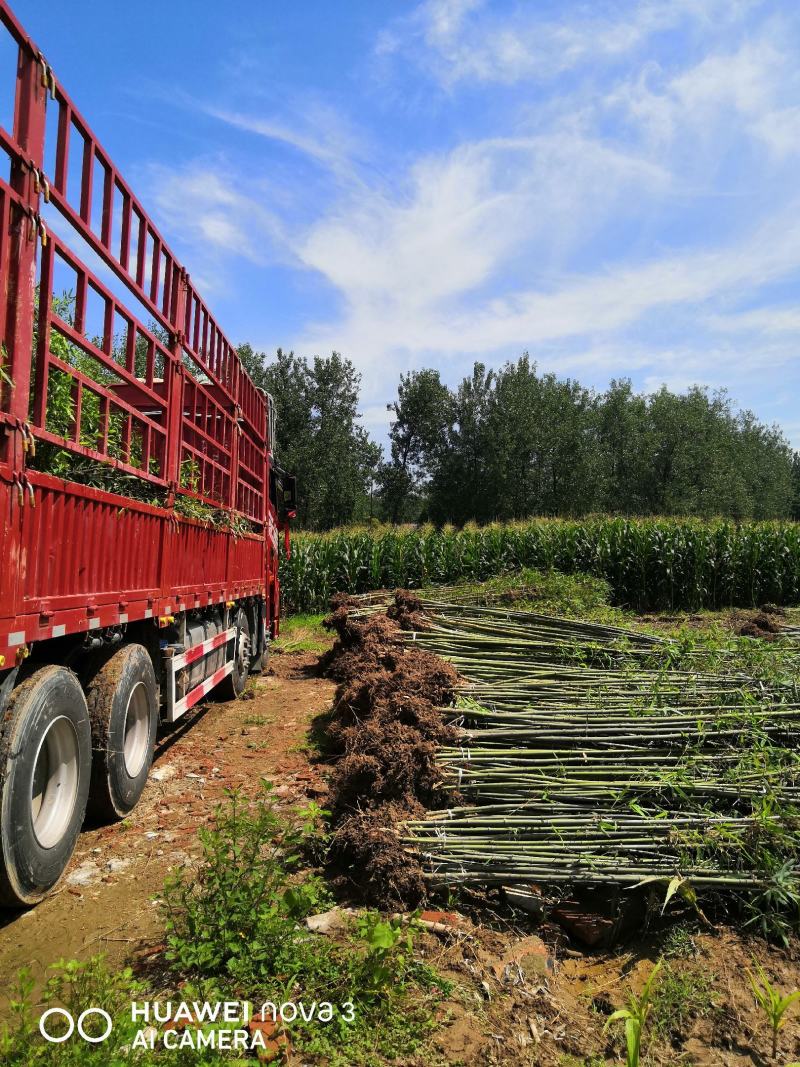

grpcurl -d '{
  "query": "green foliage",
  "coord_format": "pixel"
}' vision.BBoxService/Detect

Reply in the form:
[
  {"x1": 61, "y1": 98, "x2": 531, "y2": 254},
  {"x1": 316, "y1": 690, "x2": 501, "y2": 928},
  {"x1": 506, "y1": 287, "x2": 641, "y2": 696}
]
[
  {"x1": 0, "y1": 958, "x2": 247, "y2": 1064},
  {"x1": 280, "y1": 518, "x2": 800, "y2": 613},
  {"x1": 376, "y1": 359, "x2": 795, "y2": 525},
  {"x1": 162, "y1": 780, "x2": 330, "y2": 980},
  {"x1": 604, "y1": 959, "x2": 662, "y2": 1067},
  {"x1": 31, "y1": 291, "x2": 159, "y2": 495},
  {"x1": 239, "y1": 345, "x2": 381, "y2": 529},
  {"x1": 240, "y1": 347, "x2": 798, "y2": 531},
  {"x1": 378, "y1": 368, "x2": 453, "y2": 523},
  {"x1": 162, "y1": 781, "x2": 448, "y2": 1064},
  {"x1": 0, "y1": 340, "x2": 13, "y2": 391},
  {"x1": 747, "y1": 958, "x2": 800, "y2": 1060},
  {"x1": 743, "y1": 859, "x2": 800, "y2": 947},
  {"x1": 0, "y1": 957, "x2": 149, "y2": 1065},
  {"x1": 354, "y1": 913, "x2": 416, "y2": 997},
  {"x1": 426, "y1": 566, "x2": 615, "y2": 618}
]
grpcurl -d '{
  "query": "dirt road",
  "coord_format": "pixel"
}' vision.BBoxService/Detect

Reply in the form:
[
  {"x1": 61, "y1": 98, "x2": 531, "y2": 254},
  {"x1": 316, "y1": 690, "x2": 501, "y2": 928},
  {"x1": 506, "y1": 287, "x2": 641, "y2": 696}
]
[{"x1": 0, "y1": 653, "x2": 334, "y2": 990}]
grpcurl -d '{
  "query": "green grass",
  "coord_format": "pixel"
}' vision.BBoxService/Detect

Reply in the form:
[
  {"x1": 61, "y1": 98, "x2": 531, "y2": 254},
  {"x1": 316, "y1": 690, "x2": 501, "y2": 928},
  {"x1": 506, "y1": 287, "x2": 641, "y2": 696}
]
[
  {"x1": 419, "y1": 566, "x2": 618, "y2": 620},
  {"x1": 273, "y1": 613, "x2": 330, "y2": 654},
  {"x1": 650, "y1": 961, "x2": 718, "y2": 1045},
  {"x1": 660, "y1": 924, "x2": 700, "y2": 959}
]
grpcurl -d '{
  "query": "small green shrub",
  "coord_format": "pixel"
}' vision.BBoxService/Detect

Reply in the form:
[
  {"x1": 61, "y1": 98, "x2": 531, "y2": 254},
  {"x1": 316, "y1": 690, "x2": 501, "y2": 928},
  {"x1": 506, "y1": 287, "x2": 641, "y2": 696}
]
[
  {"x1": 747, "y1": 958, "x2": 800, "y2": 1061},
  {"x1": 162, "y1": 781, "x2": 331, "y2": 980},
  {"x1": 604, "y1": 959, "x2": 662, "y2": 1067},
  {"x1": 0, "y1": 957, "x2": 145, "y2": 1065},
  {"x1": 162, "y1": 781, "x2": 449, "y2": 1064}
]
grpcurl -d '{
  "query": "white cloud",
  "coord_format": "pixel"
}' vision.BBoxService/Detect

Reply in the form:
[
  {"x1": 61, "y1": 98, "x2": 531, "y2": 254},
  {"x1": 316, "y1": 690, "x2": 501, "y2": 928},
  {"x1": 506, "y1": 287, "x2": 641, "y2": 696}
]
[
  {"x1": 149, "y1": 163, "x2": 285, "y2": 264},
  {"x1": 143, "y1": 161, "x2": 294, "y2": 298},
  {"x1": 299, "y1": 131, "x2": 667, "y2": 304},
  {"x1": 453, "y1": 211, "x2": 800, "y2": 350},
  {"x1": 609, "y1": 35, "x2": 800, "y2": 159},
  {"x1": 294, "y1": 182, "x2": 800, "y2": 402},
  {"x1": 199, "y1": 100, "x2": 365, "y2": 182},
  {"x1": 379, "y1": 0, "x2": 751, "y2": 87},
  {"x1": 755, "y1": 106, "x2": 800, "y2": 158},
  {"x1": 710, "y1": 306, "x2": 800, "y2": 334}
]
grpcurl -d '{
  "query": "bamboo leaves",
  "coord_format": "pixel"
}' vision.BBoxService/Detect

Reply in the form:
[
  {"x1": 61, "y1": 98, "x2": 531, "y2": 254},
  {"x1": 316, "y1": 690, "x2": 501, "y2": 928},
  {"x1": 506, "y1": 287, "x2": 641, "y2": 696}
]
[{"x1": 400, "y1": 602, "x2": 800, "y2": 931}]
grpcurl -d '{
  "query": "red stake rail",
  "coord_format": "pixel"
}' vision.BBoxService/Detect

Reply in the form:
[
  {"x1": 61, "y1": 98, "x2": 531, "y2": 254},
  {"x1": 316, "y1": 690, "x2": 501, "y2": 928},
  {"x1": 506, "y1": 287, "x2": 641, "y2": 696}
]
[{"x1": 0, "y1": 0, "x2": 280, "y2": 664}]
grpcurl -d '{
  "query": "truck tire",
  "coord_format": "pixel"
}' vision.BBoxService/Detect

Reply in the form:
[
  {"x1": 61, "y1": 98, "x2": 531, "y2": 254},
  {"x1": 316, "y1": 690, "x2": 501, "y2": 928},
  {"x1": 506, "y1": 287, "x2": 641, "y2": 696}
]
[
  {"x1": 0, "y1": 666, "x2": 91, "y2": 907},
  {"x1": 249, "y1": 604, "x2": 267, "y2": 674},
  {"x1": 85, "y1": 644, "x2": 158, "y2": 821},
  {"x1": 219, "y1": 609, "x2": 251, "y2": 700}
]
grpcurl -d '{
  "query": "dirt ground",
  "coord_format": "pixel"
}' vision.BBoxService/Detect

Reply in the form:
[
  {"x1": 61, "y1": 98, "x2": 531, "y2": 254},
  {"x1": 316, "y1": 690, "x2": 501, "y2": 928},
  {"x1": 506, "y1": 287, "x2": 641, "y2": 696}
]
[
  {"x1": 0, "y1": 652, "x2": 334, "y2": 994},
  {"x1": 417, "y1": 913, "x2": 800, "y2": 1066},
  {"x1": 1, "y1": 639, "x2": 800, "y2": 1065}
]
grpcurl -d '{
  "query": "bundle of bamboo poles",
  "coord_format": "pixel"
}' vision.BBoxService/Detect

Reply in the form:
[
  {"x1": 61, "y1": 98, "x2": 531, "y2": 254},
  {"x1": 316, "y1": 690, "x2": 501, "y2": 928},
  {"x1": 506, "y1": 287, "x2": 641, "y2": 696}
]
[
  {"x1": 398, "y1": 601, "x2": 800, "y2": 892},
  {"x1": 403, "y1": 803, "x2": 778, "y2": 888}
]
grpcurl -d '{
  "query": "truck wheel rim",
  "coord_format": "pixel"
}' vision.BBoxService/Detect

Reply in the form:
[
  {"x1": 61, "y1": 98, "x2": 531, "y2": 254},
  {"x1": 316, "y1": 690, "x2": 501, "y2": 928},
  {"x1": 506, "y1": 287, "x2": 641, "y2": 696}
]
[
  {"x1": 123, "y1": 682, "x2": 150, "y2": 778},
  {"x1": 31, "y1": 716, "x2": 80, "y2": 849}
]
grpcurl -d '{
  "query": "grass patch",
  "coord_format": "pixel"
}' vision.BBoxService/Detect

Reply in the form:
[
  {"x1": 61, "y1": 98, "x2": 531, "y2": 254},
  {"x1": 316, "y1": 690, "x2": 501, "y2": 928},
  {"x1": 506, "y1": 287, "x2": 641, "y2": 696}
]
[
  {"x1": 421, "y1": 566, "x2": 621, "y2": 621},
  {"x1": 650, "y1": 960, "x2": 718, "y2": 1046},
  {"x1": 660, "y1": 924, "x2": 700, "y2": 959},
  {"x1": 242, "y1": 713, "x2": 273, "y2": 726},
  {"x1": 274, "y1": 613, "x2": 330, "y2": 654}
]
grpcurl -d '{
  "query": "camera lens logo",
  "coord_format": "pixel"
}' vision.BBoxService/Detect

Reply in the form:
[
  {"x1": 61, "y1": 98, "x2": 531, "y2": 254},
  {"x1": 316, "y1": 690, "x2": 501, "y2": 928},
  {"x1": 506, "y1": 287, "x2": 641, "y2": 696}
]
[{"x1": 39, "y1": 1007, "x2": 113, "y2": 1043}]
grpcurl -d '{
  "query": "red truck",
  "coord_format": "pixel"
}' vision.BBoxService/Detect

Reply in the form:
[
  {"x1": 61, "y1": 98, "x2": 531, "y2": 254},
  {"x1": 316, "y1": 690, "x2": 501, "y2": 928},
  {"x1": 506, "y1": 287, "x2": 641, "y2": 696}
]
[{"x1": 0, "y1": 2, "x2": 294, "y2": 905}]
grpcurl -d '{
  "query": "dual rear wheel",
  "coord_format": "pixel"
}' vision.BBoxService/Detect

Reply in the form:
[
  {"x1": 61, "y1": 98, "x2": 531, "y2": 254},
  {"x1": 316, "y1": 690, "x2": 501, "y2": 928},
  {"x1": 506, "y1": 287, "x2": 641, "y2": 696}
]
[
  {"x1": 0, "y1": 645, "x2": 158, "y2": 906},
  {"x1": 0, "y1": 608, "x2": 257, "y2": 906}
]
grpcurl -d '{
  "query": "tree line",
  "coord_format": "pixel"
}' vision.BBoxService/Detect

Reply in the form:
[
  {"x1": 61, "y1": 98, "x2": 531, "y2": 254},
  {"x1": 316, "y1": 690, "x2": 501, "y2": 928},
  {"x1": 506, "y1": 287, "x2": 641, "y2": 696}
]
[{"x1": 238, "y1": 345, "x2": 800, "y2": 530}]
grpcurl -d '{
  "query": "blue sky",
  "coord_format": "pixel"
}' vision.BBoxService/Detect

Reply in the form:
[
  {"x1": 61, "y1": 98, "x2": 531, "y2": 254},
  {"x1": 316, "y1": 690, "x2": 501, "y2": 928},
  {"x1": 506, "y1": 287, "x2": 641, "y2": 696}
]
[{"x1": 12, "y1": 0, "x2": 800, "y2": 446}]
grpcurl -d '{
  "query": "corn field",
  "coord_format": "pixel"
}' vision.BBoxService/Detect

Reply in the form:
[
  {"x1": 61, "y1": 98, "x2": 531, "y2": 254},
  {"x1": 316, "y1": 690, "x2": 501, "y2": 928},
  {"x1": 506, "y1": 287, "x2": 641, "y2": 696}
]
[{"x1": 280, "y1": 518, "x2": 800, "y2": 614}]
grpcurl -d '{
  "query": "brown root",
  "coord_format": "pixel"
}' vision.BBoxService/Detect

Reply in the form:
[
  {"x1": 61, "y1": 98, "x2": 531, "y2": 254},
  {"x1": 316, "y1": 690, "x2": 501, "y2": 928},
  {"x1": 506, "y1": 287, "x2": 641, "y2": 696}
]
[
  {"x1": 737, "y1": 611, "x2": 782, "y2": 641},
  {"x1": 330, "y1": 808, "x2": 427, "y2": 909},
  {"x1": 319, "y1": 598, "x2": 459, "y2": 908}
]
